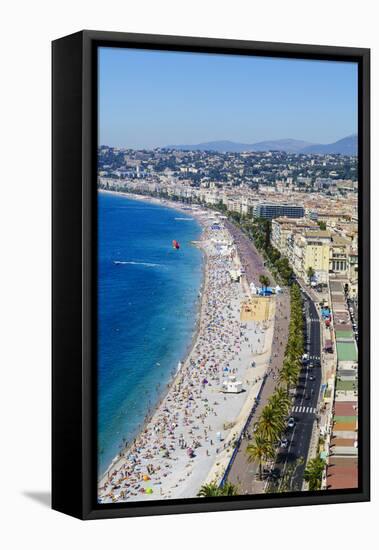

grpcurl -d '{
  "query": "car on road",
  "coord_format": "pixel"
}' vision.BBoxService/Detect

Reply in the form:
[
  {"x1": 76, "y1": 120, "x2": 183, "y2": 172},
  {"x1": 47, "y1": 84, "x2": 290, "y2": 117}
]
[
  {"x1": 287, "y1": 417, "x2": 295, "y2": 428},
  {"x1": 305, "y1": 393, "x2": 310, "y2": 400},
  {"x1": 262, "y1": 467, "x2": 281, "y2": 481},
  {"x1": 280, "y1": 438, "x2": 289, "y2": 448},
  {"x1": 309, "y1": 375, "x2": 315, "y2": 381},
  {"x1": 269, "y1": 468, "x2": 280, "y2": 480}
]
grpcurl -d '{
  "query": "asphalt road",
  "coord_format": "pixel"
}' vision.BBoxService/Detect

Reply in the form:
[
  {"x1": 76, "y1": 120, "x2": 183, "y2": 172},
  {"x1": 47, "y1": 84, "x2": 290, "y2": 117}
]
[
  {"x1": 270, "y1": 287, "x2": 322, "y2": 491},
  {"x1": 222, "y1": 220, "x2": 322, "y2": 493},
  {"x1": 222, "y1": 220, "x2": 290, "y2": 493}
]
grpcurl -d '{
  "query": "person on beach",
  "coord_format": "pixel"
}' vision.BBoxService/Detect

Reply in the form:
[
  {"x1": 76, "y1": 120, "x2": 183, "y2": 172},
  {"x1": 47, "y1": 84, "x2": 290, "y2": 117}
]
[{"x1": 98, "y1": 219, "x2": 276, "y2": 504}]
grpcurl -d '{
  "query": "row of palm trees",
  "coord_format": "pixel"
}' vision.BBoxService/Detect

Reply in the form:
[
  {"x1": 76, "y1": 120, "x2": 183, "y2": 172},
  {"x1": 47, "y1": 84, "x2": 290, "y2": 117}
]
[
  {"x1": 279, "y1": 284, "x2": 304, "y2": 395},
  {"x1": 246, "y1": 285, "x2": 304, "y2": 480},
  {"x1": 197, "y1": 385, "x2": 294, "y2": 495},
  {"x1": 246, "y1": 387, "x2": 292, "y2": 479},
  {"x1": 197, "y1": 283, "x2": 326, "y2": 496}
]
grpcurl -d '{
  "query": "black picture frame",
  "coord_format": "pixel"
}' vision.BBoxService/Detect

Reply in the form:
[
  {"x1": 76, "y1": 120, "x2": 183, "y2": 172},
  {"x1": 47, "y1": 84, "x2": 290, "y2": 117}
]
[{"x1": 52, "y1": 30, "x2": 370, "y2": 520}]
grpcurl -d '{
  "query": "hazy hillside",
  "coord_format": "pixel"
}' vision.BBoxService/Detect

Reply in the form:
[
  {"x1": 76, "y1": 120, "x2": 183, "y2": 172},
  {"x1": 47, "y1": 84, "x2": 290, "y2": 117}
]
[
  {"x1": 164, "y1": 135, "x2": 357, "y2": 155},
  {"x1": 300, "y1": 135, "x2": 357, "y2": 155}
]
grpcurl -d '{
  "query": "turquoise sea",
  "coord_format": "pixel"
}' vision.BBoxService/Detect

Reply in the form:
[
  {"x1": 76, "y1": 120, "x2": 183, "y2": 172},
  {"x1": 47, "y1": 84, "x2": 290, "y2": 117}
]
[{"x1": 98, "y1": 192, "x2": 203, "y2": 476}]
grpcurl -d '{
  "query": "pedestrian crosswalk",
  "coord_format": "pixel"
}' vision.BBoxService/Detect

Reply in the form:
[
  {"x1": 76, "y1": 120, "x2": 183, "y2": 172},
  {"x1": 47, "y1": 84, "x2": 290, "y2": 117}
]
[{"x1": 292, "y1": 405, "x2": 317, "y2": 414}]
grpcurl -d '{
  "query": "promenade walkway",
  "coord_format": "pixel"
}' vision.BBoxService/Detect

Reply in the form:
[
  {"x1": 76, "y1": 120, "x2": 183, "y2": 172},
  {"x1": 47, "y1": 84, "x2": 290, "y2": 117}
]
[
  {"x1": 222, "y1": 221, "x2": 291, "y2": 494},
  {"x1": 227, "y1": 289, "x2": 290, "y2": 494}
]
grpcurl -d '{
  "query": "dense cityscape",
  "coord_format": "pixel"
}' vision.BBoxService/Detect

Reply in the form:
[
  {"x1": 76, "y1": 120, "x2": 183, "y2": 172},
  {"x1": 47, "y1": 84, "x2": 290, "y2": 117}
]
[
  {"x1": 99, "y1": 146, "x2": 358, "y2": 297},
  {"x1": 98, "y1": 145, "x2": 358, "y2": 498}
]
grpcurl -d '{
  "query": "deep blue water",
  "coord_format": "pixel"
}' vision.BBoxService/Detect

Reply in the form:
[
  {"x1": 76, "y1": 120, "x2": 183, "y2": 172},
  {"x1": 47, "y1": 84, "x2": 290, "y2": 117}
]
[{"x1": 98, "y1": 192, "x2": 203, "y2": 476}]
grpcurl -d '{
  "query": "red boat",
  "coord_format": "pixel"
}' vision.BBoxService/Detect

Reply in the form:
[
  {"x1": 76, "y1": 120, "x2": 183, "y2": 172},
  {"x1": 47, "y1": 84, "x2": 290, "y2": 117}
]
[{"x1": 172, "y1": 240, "x2": 180, "y2": 249}]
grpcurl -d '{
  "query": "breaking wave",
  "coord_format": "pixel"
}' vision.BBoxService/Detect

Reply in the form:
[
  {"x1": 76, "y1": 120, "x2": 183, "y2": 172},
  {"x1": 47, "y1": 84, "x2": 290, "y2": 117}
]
[{"x1": 113, "y1": 260, "x2": 161, "y2": 268}]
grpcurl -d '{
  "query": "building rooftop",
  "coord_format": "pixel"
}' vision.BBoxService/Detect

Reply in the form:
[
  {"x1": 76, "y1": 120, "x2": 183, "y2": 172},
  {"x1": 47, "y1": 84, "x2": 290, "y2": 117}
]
[
  {"x1": 304, "y1": 230, "x2": 331, "y2": 239},
  {"x1": 331, "y1": 235, "x2": 350, "y2": 246}
]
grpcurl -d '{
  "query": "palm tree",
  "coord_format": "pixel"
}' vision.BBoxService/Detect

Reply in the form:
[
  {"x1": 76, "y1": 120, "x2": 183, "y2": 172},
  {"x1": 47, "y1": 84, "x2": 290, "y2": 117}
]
[
  {"x1": 197, "y1": 481, "x2": 239, "y2": 497},
  {"x1": 258, "y1": 403, "x2": 283, "y2": 443},
  {"x1": 269, "y1": 388, "x2": 291, "y2": 417},
  {"x1": 303, "y1": 457, "x2": 326, "y2": 490},
  {"x1": 246, "y1": 433, "x2": 276, "y2": 480},
  {"x1": 221, "y1": 482, "x2": 239, "y2": 496},
  {"x1": 286, "y1": 344, "x2": 302, "y2": 369},
  {"x1": 279, "y1": 359, "x2": 299, "y2": 395},
  {"x1": 259, "y1": 274, "x2": 270, "y2": 290},
  {"x1": 197, "y1": 482, "x2": 220, "y2": 497}
]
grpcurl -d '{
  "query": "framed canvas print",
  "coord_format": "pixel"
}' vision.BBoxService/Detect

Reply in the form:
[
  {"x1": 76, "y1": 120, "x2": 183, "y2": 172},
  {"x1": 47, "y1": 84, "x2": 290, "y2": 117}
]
[{"x1": 52, "y1": 30, "x2": 370, "y2": 520}]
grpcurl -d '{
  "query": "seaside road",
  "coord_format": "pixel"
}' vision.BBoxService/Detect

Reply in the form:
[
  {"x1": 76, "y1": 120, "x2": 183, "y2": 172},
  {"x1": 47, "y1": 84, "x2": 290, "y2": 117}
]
[
  {"x1": 224, "y1": 220, "x2": 273, "y2": 288},
  {"x1": 221, "y1": 222, "x2": 322, "y2": 494},
  {"x1": 267, "y1": 286, "x2": 322, "y2": 492},
  {"x1": 226, "y1": 289, "x2": 290, "y2": 493},
  {"x1": 227, "y1": 285, "x2": 322, "y2": 495}
]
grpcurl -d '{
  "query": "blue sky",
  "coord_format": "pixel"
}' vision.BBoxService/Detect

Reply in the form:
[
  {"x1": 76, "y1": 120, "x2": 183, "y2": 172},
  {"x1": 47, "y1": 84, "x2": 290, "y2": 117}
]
[{"x1": 99, "y1": 47, "x2": 358, "y2": 149}]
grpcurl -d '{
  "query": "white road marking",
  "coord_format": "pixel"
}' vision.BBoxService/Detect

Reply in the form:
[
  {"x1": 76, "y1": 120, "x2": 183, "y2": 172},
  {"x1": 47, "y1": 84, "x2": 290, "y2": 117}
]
[{"x1": 292, "y1": 406, "x2": 316, "y2": 414}]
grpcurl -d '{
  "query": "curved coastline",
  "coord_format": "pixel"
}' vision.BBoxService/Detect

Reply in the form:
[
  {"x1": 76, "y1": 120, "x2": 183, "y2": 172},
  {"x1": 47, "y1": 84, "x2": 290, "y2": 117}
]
[
  {"x1": 97, "y1": 190, "x2": 276, "y2": 502},
  {"x1": 98, "y1": 190, "x2": 207, "y2": 480}
]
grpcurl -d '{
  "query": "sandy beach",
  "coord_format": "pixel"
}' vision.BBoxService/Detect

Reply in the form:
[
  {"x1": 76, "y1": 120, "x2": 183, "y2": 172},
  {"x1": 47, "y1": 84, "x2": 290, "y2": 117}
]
[{"x1": 98, "y1": 191, "x2": 276, "y2": 502}]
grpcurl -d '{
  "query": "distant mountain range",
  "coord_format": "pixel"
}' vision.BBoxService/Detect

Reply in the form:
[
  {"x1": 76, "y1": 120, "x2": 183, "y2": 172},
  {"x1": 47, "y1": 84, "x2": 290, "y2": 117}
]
[
  {"x1": 164, "y1": 134, "x2": 357, "y2": 155},
  {"x1": 299, "y1": 135, "x2": 357, "y2": 155}
]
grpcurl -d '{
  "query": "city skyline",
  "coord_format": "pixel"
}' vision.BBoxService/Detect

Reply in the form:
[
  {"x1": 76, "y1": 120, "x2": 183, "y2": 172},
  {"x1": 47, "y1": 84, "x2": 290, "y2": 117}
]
[
  {"x1": 97, "y1": 144, "x2": 359, "y2": 501},
  {"x1": 99, "y1": 47, "x2": 358, "y2": 149}
]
